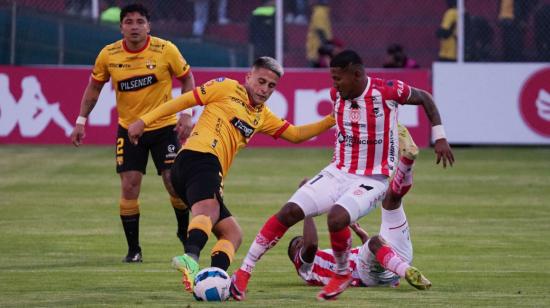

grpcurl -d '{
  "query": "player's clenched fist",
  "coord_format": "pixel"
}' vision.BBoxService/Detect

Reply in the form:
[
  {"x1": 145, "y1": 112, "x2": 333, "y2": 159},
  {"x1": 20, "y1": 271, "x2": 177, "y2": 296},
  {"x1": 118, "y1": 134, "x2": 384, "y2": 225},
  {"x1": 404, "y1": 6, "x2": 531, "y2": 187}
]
[{"x1": 128, "y1": 119, "x2": 145, "y2": 145}]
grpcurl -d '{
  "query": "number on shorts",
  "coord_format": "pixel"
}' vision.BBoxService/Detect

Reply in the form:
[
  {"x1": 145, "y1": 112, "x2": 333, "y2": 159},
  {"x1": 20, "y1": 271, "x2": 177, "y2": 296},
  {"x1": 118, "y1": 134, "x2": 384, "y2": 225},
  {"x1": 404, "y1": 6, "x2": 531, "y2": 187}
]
[
  {"x1": 116, "y1": 138, "x2": 124, "y2": 155},
  {"x1": 309, "y1": 174, "x2": 324, "y2": 185}
]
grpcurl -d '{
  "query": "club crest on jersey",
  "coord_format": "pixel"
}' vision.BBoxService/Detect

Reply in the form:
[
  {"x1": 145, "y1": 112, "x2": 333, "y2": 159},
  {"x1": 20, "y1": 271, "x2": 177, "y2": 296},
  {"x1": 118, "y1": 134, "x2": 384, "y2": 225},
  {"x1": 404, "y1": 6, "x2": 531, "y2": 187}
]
[
  {"x1": 145, "y1": 59, "x2": 156, "y2": 70},
  {"x1": 231, "y1": 117, "x2": 255, "y2": 138},
  {"x1": 350, "y1": 109, "x2": 361, "y2": 123}
]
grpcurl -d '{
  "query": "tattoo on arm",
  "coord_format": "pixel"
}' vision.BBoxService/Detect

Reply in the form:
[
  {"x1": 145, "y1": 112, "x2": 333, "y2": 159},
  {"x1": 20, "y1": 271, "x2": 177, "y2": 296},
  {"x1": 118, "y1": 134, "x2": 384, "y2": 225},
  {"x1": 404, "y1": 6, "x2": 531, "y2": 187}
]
[
  {"x1": 80, "y1": 82, "x2": 103, "y2": 117},
  {"x1": 407, "y1": 88, "x2": 442, "y2": 126}
]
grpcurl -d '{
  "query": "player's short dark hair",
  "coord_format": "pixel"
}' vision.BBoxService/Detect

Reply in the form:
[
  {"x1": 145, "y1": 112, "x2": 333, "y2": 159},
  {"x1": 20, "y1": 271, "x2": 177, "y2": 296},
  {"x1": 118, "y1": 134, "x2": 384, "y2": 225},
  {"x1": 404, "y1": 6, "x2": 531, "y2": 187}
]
[
  {"x1": 330, "y1": 49, "x2": 363, "y2": 69},
  {"x1": 120, "y1": 4, "x2": 150, "y2": 22},
  {"x1": 253, "y1": 56, "x2": 284, "y2": 77},
  {"x1": 287, "y1": 236, "x2": 302, "y2": 260}
]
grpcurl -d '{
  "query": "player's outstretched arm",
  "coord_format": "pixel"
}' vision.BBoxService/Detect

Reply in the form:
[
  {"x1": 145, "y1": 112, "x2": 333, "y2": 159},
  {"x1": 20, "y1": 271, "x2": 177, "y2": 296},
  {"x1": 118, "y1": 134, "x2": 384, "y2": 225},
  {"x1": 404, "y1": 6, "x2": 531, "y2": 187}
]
[
  {"x1": 279, "y1": 115, "x2": 336, "y2": 143},
  {"x1": 71, "y1": 80, "x2": 104, "y2": 147},
  {"x1": 175, "y1": 72, "x2": 196, "y2": 140},
  {"x1": 127, "y1": 91, "x2": 197, "y2": 145},
  {"x1": 301, "y1": 217, "x2": 319, "y2": 264},
  {"x1": 405, "y1": 88, "x2": 455, "y2": 168}
]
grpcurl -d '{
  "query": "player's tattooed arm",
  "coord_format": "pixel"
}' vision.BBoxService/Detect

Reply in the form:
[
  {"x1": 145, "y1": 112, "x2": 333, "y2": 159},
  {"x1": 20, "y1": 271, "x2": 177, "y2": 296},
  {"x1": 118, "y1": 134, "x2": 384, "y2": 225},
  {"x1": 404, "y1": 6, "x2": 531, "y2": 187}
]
[
  {"x1": 80, "y1": 81, "x2": 105, "y2": 117},
  {"x1": 405, "y1": 88, "x2": 442, "y2": 127},
  {"x1": 406, "y1": 87, "x2": 455, "y2": 168},
  {"x1": 71, "y1": 81, "x2": 105, "y2": 146}
]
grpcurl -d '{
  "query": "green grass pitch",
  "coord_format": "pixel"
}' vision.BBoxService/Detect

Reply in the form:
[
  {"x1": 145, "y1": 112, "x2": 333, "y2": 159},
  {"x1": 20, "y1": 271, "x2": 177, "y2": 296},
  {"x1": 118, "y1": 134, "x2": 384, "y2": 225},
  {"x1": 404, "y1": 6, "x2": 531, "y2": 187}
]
[{"x1": 0, "y1": 146, "x2": 549, "y2": 307}]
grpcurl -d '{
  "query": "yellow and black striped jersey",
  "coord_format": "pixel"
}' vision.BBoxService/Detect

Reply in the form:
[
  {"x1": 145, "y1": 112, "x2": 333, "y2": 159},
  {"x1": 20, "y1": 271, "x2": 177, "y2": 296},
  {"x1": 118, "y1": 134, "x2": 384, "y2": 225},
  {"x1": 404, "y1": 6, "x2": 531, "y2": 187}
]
[
  {"x1": 141, "y1": 77, "x2": 290, "y2": 176},
  {"x1": 91, "y1": 35, "x2": 190, "y2": 131}
]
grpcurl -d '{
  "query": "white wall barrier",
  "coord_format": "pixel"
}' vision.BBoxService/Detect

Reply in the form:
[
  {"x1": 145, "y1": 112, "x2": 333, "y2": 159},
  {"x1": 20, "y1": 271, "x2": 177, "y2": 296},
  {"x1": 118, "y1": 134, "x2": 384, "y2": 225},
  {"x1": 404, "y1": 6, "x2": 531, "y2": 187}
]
[{"x1": 434, "y1": 63, "x2": 550, "y2": 145}]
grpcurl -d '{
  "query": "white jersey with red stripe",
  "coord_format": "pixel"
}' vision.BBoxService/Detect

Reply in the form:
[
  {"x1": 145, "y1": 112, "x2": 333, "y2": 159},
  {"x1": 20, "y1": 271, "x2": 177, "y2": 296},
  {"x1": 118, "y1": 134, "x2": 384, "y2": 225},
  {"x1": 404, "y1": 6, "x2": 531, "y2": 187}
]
[
  {"x1": 293, "y1": 247, "x2": 365, "y2": 287},
  {"x1": 331, "y1": 77, "x2": 411, "y2": 176}
]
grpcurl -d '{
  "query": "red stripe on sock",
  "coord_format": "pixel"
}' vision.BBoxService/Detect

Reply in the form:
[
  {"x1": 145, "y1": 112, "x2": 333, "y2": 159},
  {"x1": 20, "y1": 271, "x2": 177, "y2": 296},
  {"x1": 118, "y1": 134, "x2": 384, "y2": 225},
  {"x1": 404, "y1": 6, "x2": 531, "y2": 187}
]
[
  {"x1": 330, "y1": 227, "x2": 351, "y2": 252},
  {"x1": 257, "y1": 215, "x2": 288, "y2": 246},
  {"x1": 375, "y1": 245, "x2": 395, "y2": 267}
]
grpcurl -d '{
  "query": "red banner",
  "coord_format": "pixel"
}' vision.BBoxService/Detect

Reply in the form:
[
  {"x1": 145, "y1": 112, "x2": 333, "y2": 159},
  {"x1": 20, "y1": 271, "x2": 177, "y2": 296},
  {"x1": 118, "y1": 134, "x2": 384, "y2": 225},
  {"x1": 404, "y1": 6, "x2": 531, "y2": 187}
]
[{"x1": 0, "y1": 66, "x2": 430, "y2": 147}]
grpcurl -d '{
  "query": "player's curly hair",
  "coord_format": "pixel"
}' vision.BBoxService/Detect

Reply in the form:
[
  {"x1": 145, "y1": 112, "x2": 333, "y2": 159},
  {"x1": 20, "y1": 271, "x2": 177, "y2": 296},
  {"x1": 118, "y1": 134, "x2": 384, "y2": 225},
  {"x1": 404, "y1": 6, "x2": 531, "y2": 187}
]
[
  {"x1": 330, "y1": 49, "x2": 363, "y2": 69},
  {"x1": 253, "y1": 57, "x2": 284, "y2": 78},
  {"x1": 120, "y1": 3, "x2": 150, "y2": 22}
]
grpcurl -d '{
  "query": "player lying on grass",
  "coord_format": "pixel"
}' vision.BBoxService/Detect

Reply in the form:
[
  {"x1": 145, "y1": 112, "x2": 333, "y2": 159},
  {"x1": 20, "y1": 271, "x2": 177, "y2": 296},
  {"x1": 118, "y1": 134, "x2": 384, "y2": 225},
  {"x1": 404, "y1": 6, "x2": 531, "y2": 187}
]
[{"x1": 288, "y1": 204, "x2": 431, "y2": 290}]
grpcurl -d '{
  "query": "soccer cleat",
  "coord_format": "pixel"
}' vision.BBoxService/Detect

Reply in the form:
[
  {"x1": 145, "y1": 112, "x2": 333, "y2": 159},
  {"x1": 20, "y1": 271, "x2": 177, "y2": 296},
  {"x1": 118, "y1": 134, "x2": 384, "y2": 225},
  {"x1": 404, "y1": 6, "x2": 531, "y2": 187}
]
[
  {"x1": 230, "y1": 269, "x2": 251, "y2": 301},
  {"x1": 316, "y1": 272, "x2": 352, "y2": 301},
  {"x1": 405, "y1": 266, "x2": 432, "y2": 290},
  {"x1": 397, "y1": 124, "x2": 419, "y2": 161},
  {"x1": 172, "y1": 254, "x2": 200, "y2": 292},
  {"x1": 122, "y1": 250, "x2": 143, "y2": 263}
]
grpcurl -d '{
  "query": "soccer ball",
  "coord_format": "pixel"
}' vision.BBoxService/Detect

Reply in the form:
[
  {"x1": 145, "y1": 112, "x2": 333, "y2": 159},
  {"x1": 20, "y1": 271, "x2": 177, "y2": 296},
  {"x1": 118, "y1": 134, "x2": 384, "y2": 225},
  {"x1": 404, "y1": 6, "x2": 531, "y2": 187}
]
[{"x1": 192, "y1": 267, "x2": 231, "y2": 301}]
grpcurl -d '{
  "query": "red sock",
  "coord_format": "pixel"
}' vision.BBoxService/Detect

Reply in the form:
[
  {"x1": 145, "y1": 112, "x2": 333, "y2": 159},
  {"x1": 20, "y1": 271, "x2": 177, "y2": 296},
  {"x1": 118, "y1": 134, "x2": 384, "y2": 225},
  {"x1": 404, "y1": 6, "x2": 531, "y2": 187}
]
[
  {"x1": 240, "y1": 215, "x2": 288, "y2": 273},
  {"x1": 259, "y1": 215, "x2": 288, "y2": 245},
  {"x1": 391, "y1": 156, "x2": 415, "y2": 196},
  {"x1": 375, "y1": 245, "x2": 409, "y2": 277},
  {"x1": 330, "y1": 227, "x2": 351, "y2": 275}
]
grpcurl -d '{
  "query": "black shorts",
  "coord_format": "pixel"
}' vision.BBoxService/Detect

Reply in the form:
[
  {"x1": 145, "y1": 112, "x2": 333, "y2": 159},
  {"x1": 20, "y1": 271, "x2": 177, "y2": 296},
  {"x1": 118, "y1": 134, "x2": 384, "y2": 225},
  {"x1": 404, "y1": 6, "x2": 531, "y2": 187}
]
[
  {"x1": 170, "y1": 150, "x2": 232, "y2": 221},
  {"x1": 116, "y1": 125, "x2": 179, "y2": 175}
]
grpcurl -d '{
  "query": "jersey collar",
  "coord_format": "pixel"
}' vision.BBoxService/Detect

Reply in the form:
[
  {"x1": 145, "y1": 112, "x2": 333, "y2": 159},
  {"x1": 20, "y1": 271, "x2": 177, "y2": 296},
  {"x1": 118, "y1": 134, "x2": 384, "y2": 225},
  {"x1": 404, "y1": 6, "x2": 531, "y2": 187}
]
[{"x1": 122, "y1": 35, "x2": 151, "y2": 54}]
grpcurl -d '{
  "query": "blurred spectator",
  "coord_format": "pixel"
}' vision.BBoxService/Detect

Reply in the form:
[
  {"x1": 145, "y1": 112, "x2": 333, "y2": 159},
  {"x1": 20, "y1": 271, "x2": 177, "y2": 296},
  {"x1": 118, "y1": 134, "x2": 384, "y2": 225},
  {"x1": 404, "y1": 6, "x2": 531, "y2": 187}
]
[
  {"x1": 436, "y1": 0, "x2": 457, "y2": 62},
  {"x1": 192, "y1": 0, "x2": 230, "y2": 38},
  {"x1": 285, "y1": 0, "x2": 307, "y2": 25},
  {"x1": 499, "y1": 0, "x2": 538, "y2": 62},
  {"x1": 383, "y1": 44, "x2": 419, "y2": 68},
  {"x1": 100, "y1": 0, "x2": 120, "y2": 25},
  {"x1": 464, "y1": 14, "x2": 494, "y2": 62},
  {"x1": 306, "y1": 0, "x2": 332, "y2": 67},
  {"x1": 316, "y1": 37, "x2": 344, "y2": 68},
  {"x1": 534, "y1": 4, "x2": 550, "y2": 61},
  {"x1": 249, "y1": 0, "x2": 276, "y2": 58}
]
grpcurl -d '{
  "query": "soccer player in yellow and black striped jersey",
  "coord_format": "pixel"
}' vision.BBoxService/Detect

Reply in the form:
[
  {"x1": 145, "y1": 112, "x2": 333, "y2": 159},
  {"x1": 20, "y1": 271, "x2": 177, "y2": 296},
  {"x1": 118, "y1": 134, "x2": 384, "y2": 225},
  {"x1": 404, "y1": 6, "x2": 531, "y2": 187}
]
[
  {"x1": 70, "y1": 4, "x2": 195, "y2": 263},
  {"x1": 128, "y1": 56, "x2": 336, "y2": 292}
]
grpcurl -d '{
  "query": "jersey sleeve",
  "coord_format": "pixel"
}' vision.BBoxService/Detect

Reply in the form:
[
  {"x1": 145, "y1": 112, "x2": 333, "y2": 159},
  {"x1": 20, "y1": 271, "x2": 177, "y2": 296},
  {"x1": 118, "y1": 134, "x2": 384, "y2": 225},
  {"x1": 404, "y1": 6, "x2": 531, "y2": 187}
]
[
  {"x1": 258, "y1": 106, "x2": 290, "y2": 138},
  {"x1": 165, "y1": 41, "x2": 191, "y2": 79},
  {"x1": 383, "y1": 79, "x2": 412, "y2": 104},
  {"x1": 91, "y1": 47, "x2": 110, "y2": 83},
  {"x1": 140, "y1": 90, "x2": 198, "y2": 126},
  {"x1": 192, "y1": 78, "x2": 230, "y2": 106}
]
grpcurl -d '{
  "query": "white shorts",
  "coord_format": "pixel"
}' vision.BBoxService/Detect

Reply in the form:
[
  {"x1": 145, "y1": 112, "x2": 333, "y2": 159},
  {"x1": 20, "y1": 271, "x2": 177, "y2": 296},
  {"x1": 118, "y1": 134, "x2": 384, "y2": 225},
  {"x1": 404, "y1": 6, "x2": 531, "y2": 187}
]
[
  {"x1": 356, "y1": 205, "x2": 413, "y2": 286},
  {"x1": 288, "y1": 163, "x2": 388, "y2": 222}
]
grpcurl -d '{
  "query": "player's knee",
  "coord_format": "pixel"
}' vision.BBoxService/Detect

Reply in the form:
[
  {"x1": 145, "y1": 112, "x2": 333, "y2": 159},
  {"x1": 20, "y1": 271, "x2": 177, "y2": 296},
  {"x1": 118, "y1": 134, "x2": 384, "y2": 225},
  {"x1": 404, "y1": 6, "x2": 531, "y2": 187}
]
[
  {"x1": 327, "y1": 205, "x2": 350, "y2": 231},
  {"x1": 276, "y1": 202, "x2": 305, "y2": 227},
  {"x1": 367, "y1": 235, "x2": 386, "y2": 254},
  {"x1": 121, "y1": 178, "x2": 141, "y2": 197}
]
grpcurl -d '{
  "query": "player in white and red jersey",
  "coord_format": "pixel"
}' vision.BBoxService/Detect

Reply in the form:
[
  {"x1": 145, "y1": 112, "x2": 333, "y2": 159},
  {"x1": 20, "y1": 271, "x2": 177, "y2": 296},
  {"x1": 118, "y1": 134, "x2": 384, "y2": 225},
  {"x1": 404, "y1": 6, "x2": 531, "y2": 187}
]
[{"x1": 231, "y1": 50, "x2": 453, "y2": 301}]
